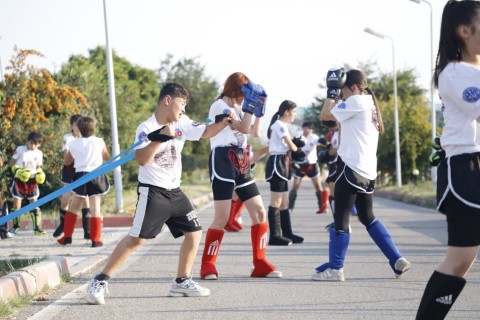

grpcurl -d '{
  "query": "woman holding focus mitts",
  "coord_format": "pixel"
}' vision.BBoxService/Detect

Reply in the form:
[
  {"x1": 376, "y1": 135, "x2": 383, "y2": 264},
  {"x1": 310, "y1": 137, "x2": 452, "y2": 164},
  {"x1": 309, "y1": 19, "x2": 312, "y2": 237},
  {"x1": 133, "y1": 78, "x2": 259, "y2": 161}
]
[
  {"x1": 265, "y1": 100, "x2": 305, "y2": 245},
  {"x1": 200, "y1": 72, "x2": 282, "y2": 280},
  {"x1": 312, "y1": 67, "x2": 411, "y2": 282},
  {"x1": 416, "y1": 1, "x2": 480, "y2": 319}
]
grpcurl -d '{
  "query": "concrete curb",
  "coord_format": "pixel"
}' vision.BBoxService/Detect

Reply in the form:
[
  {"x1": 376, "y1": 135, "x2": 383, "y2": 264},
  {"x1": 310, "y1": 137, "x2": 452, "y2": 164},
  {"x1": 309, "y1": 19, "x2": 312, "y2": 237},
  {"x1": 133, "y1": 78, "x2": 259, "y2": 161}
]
[{"x1": 0, "y1": 193, "x2": 213, "y2": 303}]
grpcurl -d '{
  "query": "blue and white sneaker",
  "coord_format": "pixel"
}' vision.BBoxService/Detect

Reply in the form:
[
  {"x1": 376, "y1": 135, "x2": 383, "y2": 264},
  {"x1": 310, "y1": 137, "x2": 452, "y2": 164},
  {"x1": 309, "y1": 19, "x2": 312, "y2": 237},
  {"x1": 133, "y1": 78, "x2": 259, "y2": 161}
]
[
  {"x1": 86, "y1": 279, "x2": 109, "y2": 305},
  {"x1": 168, "y1": 278, "x2": 210, "y2": 297}
]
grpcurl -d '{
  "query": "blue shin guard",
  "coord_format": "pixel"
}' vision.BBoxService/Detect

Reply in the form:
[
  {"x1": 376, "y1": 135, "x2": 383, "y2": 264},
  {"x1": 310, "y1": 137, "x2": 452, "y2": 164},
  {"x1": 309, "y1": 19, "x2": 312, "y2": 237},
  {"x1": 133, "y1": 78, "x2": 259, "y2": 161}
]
[
  {"x1": 316, "y1": 227, "x2": 350, "y2": 272},
  {"x1": 367, "y1": 220, "x2": 402, "y2": 274}
]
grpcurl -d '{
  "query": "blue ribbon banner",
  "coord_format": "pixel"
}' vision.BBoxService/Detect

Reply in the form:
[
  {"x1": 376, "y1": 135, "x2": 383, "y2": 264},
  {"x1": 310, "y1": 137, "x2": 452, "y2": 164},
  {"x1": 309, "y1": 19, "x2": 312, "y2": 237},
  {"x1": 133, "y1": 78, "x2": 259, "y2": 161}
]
[{"x1": 0, "y1": 140, "x2": 143, "y2": 226}]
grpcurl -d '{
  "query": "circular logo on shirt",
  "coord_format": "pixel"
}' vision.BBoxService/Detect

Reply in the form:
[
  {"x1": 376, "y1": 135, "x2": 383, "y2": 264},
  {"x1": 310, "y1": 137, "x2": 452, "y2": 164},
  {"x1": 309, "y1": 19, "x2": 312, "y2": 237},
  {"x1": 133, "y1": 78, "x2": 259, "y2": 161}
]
[
  {"x1": 138, "y1": 131, "x2": 147, "y2": 141},
  {"x1": 463, "y1": 87, "x2": 480, "y2": 103},
  {"x1": 337, "y1": 102, "x2": 346, "y2": 109}
]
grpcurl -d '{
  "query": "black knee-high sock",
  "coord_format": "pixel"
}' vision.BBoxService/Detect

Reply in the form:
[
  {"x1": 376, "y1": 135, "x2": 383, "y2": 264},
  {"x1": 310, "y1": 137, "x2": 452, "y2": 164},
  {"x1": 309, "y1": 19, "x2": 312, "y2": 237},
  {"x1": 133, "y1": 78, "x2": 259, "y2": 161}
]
[{"x1": 416, "y1": 270, "x2": 466, "y2": 320}]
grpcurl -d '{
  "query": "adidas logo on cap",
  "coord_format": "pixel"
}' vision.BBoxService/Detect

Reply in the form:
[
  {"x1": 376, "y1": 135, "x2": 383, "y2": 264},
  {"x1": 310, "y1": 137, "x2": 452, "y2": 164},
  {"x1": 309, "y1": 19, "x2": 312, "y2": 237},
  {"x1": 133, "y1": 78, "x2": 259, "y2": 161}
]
[{"x1": 436, "y1": 294, "x2": 453, "y2": 305}]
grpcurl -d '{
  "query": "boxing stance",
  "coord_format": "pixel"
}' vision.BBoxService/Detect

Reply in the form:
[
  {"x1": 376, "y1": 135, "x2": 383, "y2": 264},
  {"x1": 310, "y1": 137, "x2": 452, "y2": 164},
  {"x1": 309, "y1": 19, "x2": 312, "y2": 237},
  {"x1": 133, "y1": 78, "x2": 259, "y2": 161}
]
[
  {"x1": 265, "y1": 100, "x2": 305, "y2": 245},
  {"x1": 313, "y1": 67, "x2": 411, "y2": 282},
  {"x1": 201, "y1": 72, "x2": 282, "y2": 280},
  {"x1": 288, "y1": 122, "x2": 330, "y2": 215}
]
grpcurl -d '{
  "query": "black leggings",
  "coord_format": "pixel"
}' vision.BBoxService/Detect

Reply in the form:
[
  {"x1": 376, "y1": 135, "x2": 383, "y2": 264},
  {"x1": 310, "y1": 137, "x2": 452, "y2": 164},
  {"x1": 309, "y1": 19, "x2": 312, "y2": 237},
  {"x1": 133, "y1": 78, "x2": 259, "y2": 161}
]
[{"x1": 334, "y1": 172, "x2": 376, "y2": 232}]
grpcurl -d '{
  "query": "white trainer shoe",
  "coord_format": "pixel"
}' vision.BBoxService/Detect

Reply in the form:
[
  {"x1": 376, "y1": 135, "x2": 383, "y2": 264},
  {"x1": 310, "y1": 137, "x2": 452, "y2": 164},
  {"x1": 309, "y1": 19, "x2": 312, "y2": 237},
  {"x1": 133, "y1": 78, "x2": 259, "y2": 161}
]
[
  {"x1": 394, "y1": 257, "x2": 412, "y2": 278},
  {"x1": 311, "y1": 268, "x2": 345, "y2": 281},
  {"x1": 86, "y1": 279, "x2": 109, "y2": 305},
  {"x1": 168, "y1": 278, "x2": 210, "y2": 297}
]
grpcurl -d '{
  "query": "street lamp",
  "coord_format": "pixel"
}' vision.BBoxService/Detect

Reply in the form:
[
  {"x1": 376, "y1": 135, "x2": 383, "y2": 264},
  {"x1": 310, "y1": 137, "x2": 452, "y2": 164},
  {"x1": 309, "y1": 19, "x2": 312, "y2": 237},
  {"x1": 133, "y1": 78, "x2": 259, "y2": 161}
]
[
  {"x1": 408, "y1": 0, "x2": 436, "y2": 185},
  {"x1": 364, "y1": 27, "x2": 402, "y2": 187},
  {"x1": 103, "y1": 0, "x2": 124, "y2": 212}
]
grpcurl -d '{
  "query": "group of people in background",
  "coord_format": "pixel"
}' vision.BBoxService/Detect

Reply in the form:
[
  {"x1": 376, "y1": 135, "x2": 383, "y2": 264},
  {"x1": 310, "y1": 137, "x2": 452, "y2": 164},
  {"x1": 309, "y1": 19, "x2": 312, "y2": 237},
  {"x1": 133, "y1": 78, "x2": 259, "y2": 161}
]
[
  {"x1": 1, "y1": 2, "x2": 478, "y2": 318},
  {"x1": 0, "y1": 114, "x2": 110, "y2": 248}
]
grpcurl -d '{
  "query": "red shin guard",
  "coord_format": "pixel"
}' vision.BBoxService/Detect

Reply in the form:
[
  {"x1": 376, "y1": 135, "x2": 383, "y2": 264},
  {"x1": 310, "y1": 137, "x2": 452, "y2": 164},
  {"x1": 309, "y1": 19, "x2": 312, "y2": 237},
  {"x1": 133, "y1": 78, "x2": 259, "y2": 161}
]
[
  {"x1": 251, "y1": 223, "x2": 277, "y2": 277},
  {"x1": 224, "y1": 200, "x2": 244, "y2": 232},
  {"x1": 318, "y1": 189, "x2": 330, "y2": 214},
  {"x1": 90, "y1": 217, "x2": 103, "y2": 247},
  {"x1": 57, "y1": 211, "x2": 77, "y2": 245},
  {"x1": 201, "y1": 228, "x2": 224, "y2": 279}
]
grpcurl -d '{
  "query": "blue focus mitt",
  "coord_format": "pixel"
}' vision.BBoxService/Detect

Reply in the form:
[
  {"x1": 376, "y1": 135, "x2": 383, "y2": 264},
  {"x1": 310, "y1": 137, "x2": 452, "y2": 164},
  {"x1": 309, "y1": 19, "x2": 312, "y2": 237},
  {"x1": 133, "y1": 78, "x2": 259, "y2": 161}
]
[{"x1": 241, "y1": 81, "x2": 267, "y2": 115}]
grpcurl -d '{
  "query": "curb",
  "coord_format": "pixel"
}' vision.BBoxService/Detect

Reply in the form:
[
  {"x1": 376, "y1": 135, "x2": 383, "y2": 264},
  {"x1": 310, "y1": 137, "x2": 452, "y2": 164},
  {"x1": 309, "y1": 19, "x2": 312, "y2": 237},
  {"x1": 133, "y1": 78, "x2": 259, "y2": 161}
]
[{"x1": 0, "y1": 193, "x2": 213, "y2": 303}]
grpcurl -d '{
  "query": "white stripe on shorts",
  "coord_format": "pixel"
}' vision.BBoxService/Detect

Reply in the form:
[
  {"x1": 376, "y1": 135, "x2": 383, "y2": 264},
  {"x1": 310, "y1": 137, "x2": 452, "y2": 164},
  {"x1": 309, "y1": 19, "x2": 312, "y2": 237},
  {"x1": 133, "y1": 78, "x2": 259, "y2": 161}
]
[{"x1": 129, "y1": 186, "x2": 148, "y2": 237}]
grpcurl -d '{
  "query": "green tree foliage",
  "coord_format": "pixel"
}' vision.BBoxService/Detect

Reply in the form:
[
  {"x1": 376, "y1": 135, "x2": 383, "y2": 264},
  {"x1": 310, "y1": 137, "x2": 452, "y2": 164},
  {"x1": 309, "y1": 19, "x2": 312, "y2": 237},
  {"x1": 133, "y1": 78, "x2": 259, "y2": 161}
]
[
  {"x1": 370, "y1": 68, "x2": 432, "y2": 182},
  {"x1": 55, "y1": 47, "x2": 159, "y2": 183},
  {"x1": 157, "y1": 54, "x2": 220, "y2": 179},
  {"x1": 304, "y1": 63, "x2": 433, "y2": 184},
  {"x1": 0, "y1": 47, "x2": 90, "y2": 198}
]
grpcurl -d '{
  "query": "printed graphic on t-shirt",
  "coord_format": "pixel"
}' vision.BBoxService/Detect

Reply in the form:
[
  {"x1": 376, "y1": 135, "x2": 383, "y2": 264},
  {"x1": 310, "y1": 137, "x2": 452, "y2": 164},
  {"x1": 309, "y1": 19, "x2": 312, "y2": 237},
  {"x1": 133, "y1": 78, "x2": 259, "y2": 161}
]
[{"x1": 154, "y1": 145, "x2": 177, "y2": 169}]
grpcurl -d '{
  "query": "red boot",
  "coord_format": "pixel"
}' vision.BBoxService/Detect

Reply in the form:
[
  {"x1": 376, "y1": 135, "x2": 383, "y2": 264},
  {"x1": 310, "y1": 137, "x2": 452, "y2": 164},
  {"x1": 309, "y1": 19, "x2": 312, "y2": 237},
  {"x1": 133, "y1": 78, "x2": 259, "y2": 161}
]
[
  {"x1": 201, "y1": 228, "x2": 224, "y2": 280},
  {"x1": 317, "y1": 189, "x2": 330, "y2": 214},
  {"x1": 90, "y1": 217, "x2": 103, "y2": 247},
  {"x1": 251, "y1": 223, "x2": 282, "y2": 278},
  {"x1": 57, "y1": 212, "x2": 77, "y2": 245}
]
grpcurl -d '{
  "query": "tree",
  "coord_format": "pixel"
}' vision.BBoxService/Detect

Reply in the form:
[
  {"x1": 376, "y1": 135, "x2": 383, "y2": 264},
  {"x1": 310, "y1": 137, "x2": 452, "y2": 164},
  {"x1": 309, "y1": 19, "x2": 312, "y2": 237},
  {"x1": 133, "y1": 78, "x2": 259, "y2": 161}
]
[
  {"x1": 55, "y1": 46, "x2": 160, "y2": 183},
  {"x1": 0, "y1": 47, "x2": 90, "y2": 197},
  {"x1": 157, "y1": 54, "x2": 220, "y2": 179}
]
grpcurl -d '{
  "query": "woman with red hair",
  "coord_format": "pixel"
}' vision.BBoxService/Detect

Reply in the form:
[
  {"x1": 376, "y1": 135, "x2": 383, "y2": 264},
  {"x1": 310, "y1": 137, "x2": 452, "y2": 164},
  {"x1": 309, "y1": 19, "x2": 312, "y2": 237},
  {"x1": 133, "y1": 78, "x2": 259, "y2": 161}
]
[{"x1": 200, "y1": 72, "x2": 282, "y2": 280}]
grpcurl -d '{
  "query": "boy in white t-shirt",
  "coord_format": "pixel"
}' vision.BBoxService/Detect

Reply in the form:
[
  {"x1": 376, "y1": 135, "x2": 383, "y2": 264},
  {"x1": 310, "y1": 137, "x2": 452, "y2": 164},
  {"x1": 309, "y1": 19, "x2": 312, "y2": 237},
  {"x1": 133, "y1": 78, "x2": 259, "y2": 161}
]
[
  {"x1": 86, "y1": 83, "x2": 233, "y2": 304},
  {"x1": 8, "y1": 132, "x2": 46, "y2": 235}
]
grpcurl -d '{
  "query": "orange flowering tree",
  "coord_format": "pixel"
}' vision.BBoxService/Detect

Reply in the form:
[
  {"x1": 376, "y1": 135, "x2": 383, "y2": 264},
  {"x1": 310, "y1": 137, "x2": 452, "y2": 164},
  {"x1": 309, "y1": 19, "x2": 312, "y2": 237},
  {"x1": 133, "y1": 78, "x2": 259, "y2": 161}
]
[{"x1": 0, "y1": 47, "x2": 90, "y2": 199}]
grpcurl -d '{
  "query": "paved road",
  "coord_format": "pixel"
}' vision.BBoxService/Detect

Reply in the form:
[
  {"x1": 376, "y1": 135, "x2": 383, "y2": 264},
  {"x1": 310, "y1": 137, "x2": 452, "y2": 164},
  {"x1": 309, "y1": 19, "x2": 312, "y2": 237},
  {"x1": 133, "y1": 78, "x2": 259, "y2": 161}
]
[{"x1": 12, "y1": 181, "x2": 480, "y2": 319}]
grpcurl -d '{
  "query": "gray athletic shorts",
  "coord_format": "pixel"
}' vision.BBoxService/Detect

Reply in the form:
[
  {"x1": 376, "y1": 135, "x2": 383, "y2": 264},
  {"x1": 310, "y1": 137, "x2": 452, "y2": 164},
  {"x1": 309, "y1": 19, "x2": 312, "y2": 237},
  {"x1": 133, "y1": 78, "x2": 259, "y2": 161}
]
[{"x1": 129, "y1": 183, "x2": 202, "y2": 239}]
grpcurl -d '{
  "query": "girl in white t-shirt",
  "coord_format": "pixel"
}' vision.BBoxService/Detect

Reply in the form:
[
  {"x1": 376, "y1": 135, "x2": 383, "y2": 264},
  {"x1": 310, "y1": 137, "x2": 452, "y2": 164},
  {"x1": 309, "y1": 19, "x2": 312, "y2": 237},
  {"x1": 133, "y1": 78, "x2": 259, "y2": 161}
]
[
  {"x1": 314, "y1": 68, "x2": 410, "y2": 282},
  {"x1": 417, "y1": 2, "x2": 480, "y2": 319},
  {"x1": 58, "y1": 116, "x2": 110, "y2": 247},
  {"x1": 265, "y1": 100, "x2": 304, "y2": 245},
  {"x1": 200, "y1": 72, "x2": 282, "y2": 280}
]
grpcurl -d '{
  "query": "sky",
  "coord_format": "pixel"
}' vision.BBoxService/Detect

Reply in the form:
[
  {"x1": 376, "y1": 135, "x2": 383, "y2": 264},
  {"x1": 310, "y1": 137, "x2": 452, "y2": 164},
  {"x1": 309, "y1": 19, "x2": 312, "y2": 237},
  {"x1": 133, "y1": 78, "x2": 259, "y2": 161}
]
[{"x1": 0, "y1": 0, "x2": 445, "y2": 126}]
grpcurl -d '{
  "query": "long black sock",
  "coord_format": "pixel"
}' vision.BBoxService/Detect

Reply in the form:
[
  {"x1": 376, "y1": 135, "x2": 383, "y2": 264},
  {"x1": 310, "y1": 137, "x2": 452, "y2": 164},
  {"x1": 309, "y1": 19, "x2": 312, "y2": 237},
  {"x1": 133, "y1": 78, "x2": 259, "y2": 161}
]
[{"x1": 416, "y1": 270, "x2": 466, "y2": 320}]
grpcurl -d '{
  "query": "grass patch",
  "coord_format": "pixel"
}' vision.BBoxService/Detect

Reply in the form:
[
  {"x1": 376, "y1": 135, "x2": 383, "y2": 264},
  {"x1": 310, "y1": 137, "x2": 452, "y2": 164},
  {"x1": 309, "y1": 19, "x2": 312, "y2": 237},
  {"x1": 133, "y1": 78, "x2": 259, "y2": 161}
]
[
  {"x1": 0, "y1": 257, "x2": 46, "y2": 278},
  {"x1": 0, "y1": 294, "x2": 34, "y2": 318},
  {"x1": 377, "y1": 181, "x2": 436, "y2": 208}
]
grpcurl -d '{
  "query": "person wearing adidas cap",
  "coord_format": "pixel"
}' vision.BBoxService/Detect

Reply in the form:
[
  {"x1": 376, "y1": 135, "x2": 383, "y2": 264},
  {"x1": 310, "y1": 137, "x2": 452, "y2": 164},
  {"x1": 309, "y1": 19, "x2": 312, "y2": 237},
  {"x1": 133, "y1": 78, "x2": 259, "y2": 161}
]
[
  {"x1": 312, "y1": 67, "x2": 411, "y2": 282},
  {"x1": 416, "y1": 1, "x2": 480, "y2": 319}
]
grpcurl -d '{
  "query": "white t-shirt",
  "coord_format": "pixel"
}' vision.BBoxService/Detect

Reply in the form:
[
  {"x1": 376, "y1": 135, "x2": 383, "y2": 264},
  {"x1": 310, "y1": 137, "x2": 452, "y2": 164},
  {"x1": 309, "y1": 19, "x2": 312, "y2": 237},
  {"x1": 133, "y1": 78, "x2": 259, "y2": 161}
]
[
  {"x1": 302, "y1": 133, "x2": 320, "y2": 164},
  {"x1": 69, "y1": 136, "x2": 107, "y2": 172},
  {"x1": 209, "y1": 99, "x2": 247, "y2": 149},
  {"x1": 268, "y1": 120, "x2": 290, "y2": 155},
  {"x1": 438, "y1": 61, "x2": 480, "y2": 157},
  {"x1": 134, "y1": 114, "x2": 205, "y2": 189},
  {"x1": 331, "y1": 95, "x2": 380, "y2": 180},
  {"x1": 330, "y1": 131, "x2": 340, "y2": 150},
  {"x1": 62, "y1": 132, "x2": 76, "y2": 152},
  {"x1": 12, "y1": 145, "x2": 43, "y2": 175}
]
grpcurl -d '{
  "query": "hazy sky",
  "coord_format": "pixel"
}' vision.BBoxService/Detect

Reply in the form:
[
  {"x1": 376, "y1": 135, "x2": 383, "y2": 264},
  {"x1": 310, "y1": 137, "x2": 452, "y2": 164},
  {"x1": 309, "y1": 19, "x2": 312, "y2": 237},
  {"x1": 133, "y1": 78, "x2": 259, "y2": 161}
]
[{"x1": 0, "y1": 0, "x2": 444, "y2": 121}]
